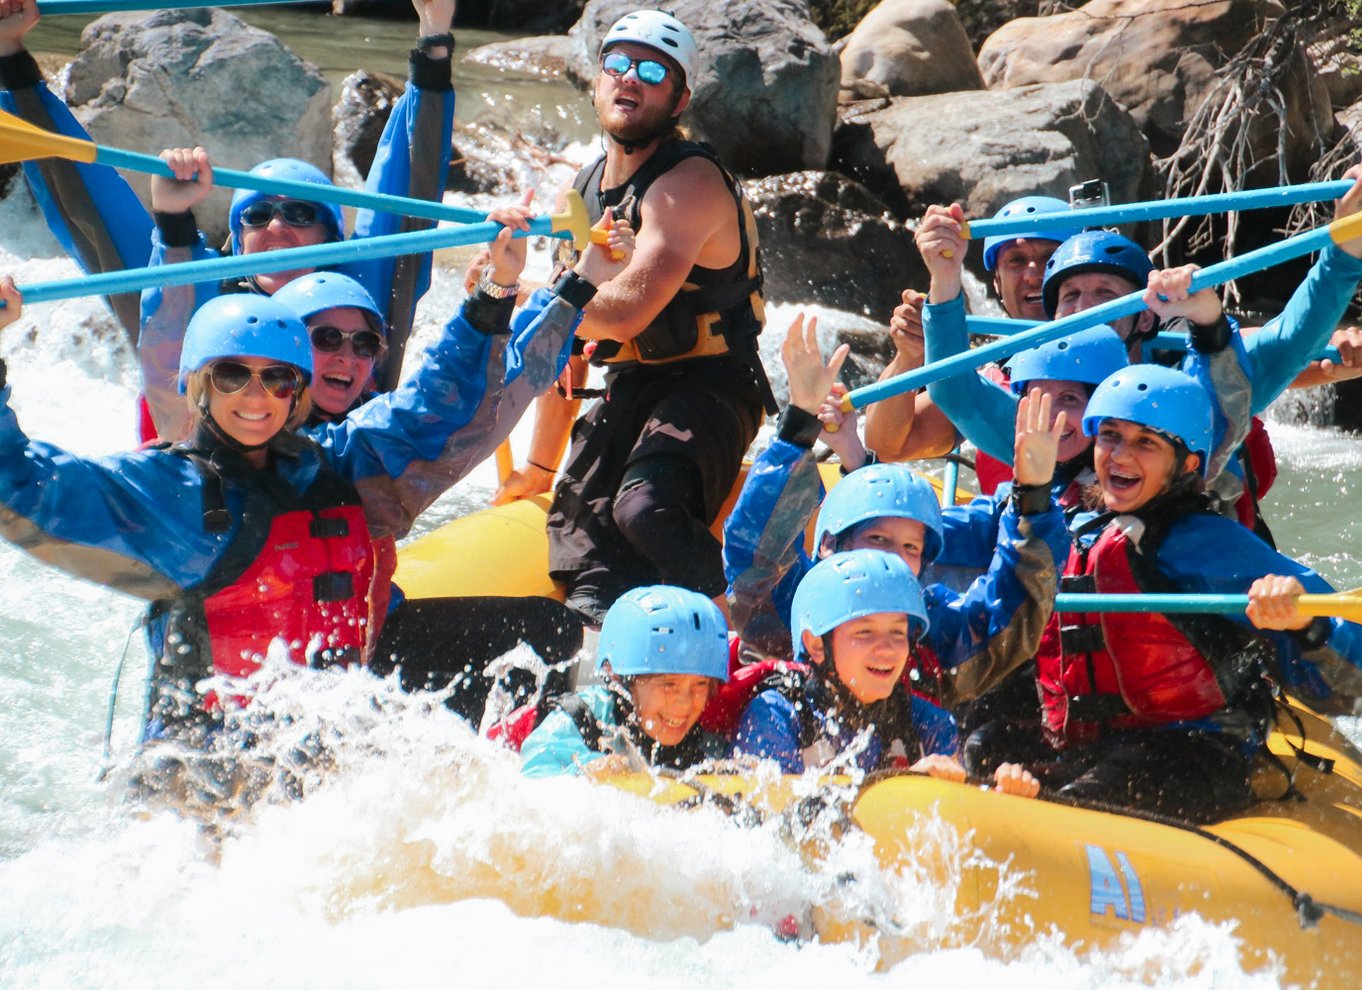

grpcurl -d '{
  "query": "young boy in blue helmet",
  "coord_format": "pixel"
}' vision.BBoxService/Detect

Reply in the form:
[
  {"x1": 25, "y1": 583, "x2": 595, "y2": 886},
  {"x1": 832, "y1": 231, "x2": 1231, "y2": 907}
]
[
  {"x1": 974, "y1": 365, "x2": 1362, "y2": 821},
  {"x1": 865, "y1": 194, "x2": 1082, "y2": 465},
  {"x1": 520, "y1": 586, "x2": 732, "y2": 779},
  {"x1": 733, "y1": 548, "x2": 1039, "y2": 796},
  {"x1": 724, "y1": 314, "x2": 1071, "y2": 726}
]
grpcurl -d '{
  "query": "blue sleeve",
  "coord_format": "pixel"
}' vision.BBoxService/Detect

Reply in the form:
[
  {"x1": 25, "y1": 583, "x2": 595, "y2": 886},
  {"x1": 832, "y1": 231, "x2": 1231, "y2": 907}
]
[
  {"x1": 311, "y1": 289, "x2": 580, "y2": 541},
  {"x1": 1242, "y1": 245, "x2": 1362, "y2": 413},
  {"x1": 722, "y1": 438, "x2": 821, "y2": 657},
  {"x1": 933, "y1": 492, "x2": 1010, "y2": 572},
  {"x1": 926, "y1": 498, "x2": 1068, "y2": 704},
  {"x1": 520, "y1": 710, "x2": 602, "y2": 778},
  {"x1": 341, "y1": 55, "x2": 455, "y2": 325},
  {"x1": 1158, "y1": 515, "x2": 1362, "y2": 712},
  {"x1": 0, "y1": 386, "x2": 231, "y2": 596},
  {"x1": 733, "y1": 691, "x2": 804, "y2": 773},
  {"x1": 922, "y1": 293, "x2": 1019, "y2": 463},
  {"x1": 911, "y1": 694, "x2": 960, "y2": 757}
]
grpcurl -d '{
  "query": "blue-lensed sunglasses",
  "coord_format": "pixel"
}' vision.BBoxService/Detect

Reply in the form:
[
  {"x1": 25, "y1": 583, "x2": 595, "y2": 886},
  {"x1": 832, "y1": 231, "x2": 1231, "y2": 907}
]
[{"x1": 601, "y1": 50, "x2": 670, "y2": 86}]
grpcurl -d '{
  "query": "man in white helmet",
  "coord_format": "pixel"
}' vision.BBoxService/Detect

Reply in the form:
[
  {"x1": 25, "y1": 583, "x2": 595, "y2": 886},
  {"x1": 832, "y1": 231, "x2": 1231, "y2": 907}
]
[{"x1": 494, "y1": 9, "x2": 773, "y2": 626}]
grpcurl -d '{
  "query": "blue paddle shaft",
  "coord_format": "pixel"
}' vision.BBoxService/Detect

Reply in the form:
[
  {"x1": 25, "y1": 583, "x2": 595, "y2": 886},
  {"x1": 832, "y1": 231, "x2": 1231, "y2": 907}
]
[
  {"x1": 95, "y1": 147, "x2": 487, "y2": 226},
  {"x1": 41, "y1": 0, "x2": 317, "y2": 13},
  {"x1": 963, "y1": 316, "x2": 1343, "y2": 363},
  {"x1": 969, "y1": 181, "x2": 1354, "y2": 240},
  {"x1": 1055, "y1": 593, "x2": 1248, "y2": 615},
  {"x1": 846, "y1": 222, "x2": 1343, "y2": 411},
  {"x1": 19, "y1": 217, "x2": 562, "y2": 305}
]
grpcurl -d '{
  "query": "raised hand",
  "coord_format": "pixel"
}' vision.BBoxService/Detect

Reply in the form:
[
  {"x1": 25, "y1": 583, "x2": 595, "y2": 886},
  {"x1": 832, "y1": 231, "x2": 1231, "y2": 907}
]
[
  {"x1": 781, "y1": 313, "x2": 849, "y2": 416},
  {"x1": 484, "y1": 189, "x2": 534, "y2": 286},
  {"x1": 150, "y1": 147, "x2": 215, "y2": 215},
  {"x1": 1333, "y1": 163, "x2": 1362, "y2": 259},
  {"x1": 915, "y1": 203, "x2": 967, "y2": 302},
  {"x1": 1143, "y1": 264, "x2": 1222, "y2": 327},
  {"x1": 1013, "y1": 386, "x2": 1065, "y2": 488},
  {"x1": 887, "y1": 288, "x2": 926, "y2": 367},
  {"x1": 0, "y1": 0, "x2": 39, "y2": 58}
]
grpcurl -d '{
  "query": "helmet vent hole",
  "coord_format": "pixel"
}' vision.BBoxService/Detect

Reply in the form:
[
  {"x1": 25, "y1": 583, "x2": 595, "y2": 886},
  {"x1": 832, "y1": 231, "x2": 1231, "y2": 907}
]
[
  {"x1": 1057, "y1": 342, "x2": 1068, "y2": 350},
  {"x1": 692, "y1": 613, "x2": 701, "y2": 631},
  {"x1": 1136, "y1": 383, "x2": 1149, "y2": 391}
]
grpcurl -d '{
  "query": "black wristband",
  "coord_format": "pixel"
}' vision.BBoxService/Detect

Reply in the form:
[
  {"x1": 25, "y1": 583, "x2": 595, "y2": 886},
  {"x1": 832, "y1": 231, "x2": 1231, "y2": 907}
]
[
  {"x1": 417, "y1": 32, "x2": 454, "y2": 52},
  {"x1": 0, "y1": 357, "x2": 7, "y2": 392},
  {"x1": 462, "y1": 292, "x2": 515, "y2": 336},
  {"x1": 1291, "y1": 616, "x2": 1333, "y2": 652},
  {"x1": 409, "y1": 48, "x2": 453, "y2": 92},
  {"x1": 1011, "y1": 481, "x2": 1052, "y2": 516},
  {"x1": 777, "y1": 405, "x2": 822, "y2": 448},
  {"x1": 153, "y1": 210, "x2": 201, "y2": 249},
  {"x1": 1189, "y1": 313, "x2": 1232, "y2": 354},
  {"x1": 552, "y1": 270, "x2": 598, "y2": 311},
  {"x1": 0, "y1": 50, "x2": 41, "y2": 91}
]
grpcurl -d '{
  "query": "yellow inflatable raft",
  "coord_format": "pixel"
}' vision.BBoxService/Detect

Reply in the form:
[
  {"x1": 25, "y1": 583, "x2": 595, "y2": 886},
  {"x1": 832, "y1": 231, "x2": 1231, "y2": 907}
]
[{"x1": 603, "y1": 701, "x2": 1362, "y2": 987}]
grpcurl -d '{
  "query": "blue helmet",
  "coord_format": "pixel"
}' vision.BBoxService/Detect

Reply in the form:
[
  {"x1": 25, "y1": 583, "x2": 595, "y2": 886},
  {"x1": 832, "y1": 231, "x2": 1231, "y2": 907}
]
[
  {"x1": 1008, "y1": 324, "x2": 1129, "y2": 394},
  {"x1": 228, "y1": 159, "x2": 344, "y2": 255},
  {"x1": 270, "y1": 272, "x2": 384, "y2": 331},
  {"x1": 1082, "y1": 365, "x2": 1213, "y2": 477},
  {"x1": 814, "y1": 464, "x2": 944, "y2": 566},
  {"x1": 1041, "y1": 230, "x2": 1154, "y2": 318},
  {"x1": 982, "y1": 196, "x2": 1081, "y2": 272},
  {"x1": 178, "y1": 295, "x2": 313, "y2": 393},
  {"x1": 595, "y1": 586, "x2": 730, "y2": 681},
  {"x1": 790, "y1": 550, "x2": 928, "y2": 662}
]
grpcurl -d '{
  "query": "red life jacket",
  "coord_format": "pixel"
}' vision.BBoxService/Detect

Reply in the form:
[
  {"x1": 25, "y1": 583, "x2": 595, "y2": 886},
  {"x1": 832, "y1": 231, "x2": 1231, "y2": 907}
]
[
  {"x1": 1036, "y1": 521, "x2": 1229, "y2": 746},
  {"x1": 150, "y1": 443, "x2": 379, "y2": 720}
]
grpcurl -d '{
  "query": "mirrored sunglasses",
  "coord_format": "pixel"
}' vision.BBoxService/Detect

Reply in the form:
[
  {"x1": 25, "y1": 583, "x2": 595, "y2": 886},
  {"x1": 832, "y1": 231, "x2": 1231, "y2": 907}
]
[
  {"x1": 239, "y1": 199, "x2": 322, "y2": 228},
  {"x1": 309, "y1": 325, "x2": 385, "y2": 360},
  {"x1": 601, "y1": 51, "x2": 670, "y2": 86},
  {"x1": 209, "y1": 361, "x2": 303, "y2": 398}
]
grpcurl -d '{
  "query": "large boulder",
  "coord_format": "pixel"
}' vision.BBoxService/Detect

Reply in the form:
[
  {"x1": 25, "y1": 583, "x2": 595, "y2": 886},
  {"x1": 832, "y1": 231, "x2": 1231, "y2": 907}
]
[
  {"x1": 566, "y1": 0, "x2": 840, "y2": 175},
  {"x1": 64, "y1": 9, "x2": 332, "y2": 244},
  {"x1": 831, "y1": 79, "x2": 1155, "y2": 232},
  {"x1": 746, "y1": 170, "x2": 924, "y2": 320},
  {"x1": 464, "y1": 35, "x2": 574, "y2": 80},
  {"x1": 838, "y1": 0, "x2": 984, "y2": 101},
  {"x1": 332, "y1": 70, "x2": 404, "y2": 188},
  {"x1": 977, "y1": 0, "x2": 1329, "y2": 177}
]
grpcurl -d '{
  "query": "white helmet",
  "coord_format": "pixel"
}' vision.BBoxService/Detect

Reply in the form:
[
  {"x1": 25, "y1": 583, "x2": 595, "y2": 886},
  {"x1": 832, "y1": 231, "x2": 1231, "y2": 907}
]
[{"x1": 601, "y1": 10, "x2": 699, "y2": 88}]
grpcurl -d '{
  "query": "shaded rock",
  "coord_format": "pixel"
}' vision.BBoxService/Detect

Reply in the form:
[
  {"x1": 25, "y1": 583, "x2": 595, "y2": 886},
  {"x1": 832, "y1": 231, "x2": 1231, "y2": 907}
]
[
  {"x1": 831, "y1": 79, "x2": 1155, "y2": 233},
  {"x1": 65, "y1": 9, "x2": 331, "y2": 244},
  {"x1": 839, "y1": 0, "x2": 984, "y2": 101},
  {"x1": 1308, "y1": 29, "x2": 1362, "y2": 114},
  {"x1": 952, "y1": 0, "x2": 1044, "y2": 50},
  {"x1": 977, "y1": 0, "x2": 1329, "y2": 176},
  {"x1": 567, "y1": 0, "x2": 840, "y2": 175},
  {"x1": 465, "y1": 35, "x2": 573, "y2": 79},
  {"x1": 332, "y1": 70, "x2": 404, "y2": 188},
  {"x1": 746, "y1": 170, "x2": 925, "y2": 321},
  {"x1": 470, "y1": 0, "x2": 585, "y2": 33}
]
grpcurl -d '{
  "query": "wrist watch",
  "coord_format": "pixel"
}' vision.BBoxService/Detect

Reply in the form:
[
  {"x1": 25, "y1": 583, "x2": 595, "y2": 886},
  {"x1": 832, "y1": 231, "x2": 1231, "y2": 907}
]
[{"x1": 476, "y1": 265, "x2": 519, "y2": 300}]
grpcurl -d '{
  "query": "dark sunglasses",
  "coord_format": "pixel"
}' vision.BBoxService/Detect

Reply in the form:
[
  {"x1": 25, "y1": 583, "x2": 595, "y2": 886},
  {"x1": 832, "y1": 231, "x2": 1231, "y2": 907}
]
[
  {"x1": 601, "y1": 51, "x2": 670, "y2": 86},
  {"x1": 209, "y1": 361, "x2": 303, "y2": 399},
  {"x1": 309, "y1": 325, "x2": 385, "y2": 360},
  {"x1": 239, "y1": 199, "x2": 322, "y2": 229}
]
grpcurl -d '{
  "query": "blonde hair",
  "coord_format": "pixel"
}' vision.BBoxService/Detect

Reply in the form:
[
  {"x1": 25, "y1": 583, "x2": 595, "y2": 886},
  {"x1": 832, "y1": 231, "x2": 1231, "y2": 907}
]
[{"x1": 185, "y1": 367, "x2": 312, "y2": 434}]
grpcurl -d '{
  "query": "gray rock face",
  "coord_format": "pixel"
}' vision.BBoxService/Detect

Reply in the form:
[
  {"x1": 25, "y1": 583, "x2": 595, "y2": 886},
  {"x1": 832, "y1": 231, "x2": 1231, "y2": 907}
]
[
  {"x1": 839, "y1": 0, "x2": 984, "y2": 101},
  {"x1": 65, "y1": 9, "x2": 332, "y2": 243},
  {"x1": 746, "y1": 170, "x2": 925, "y2": 320},
  {"x1": 465, "y1": 35, "x2": 574, "y2": 79},
  {"x1": 977, "y1": 0, "x2": 1328, "y2": 176},
  {"x1": 830, "y1": 79, "x2": 1155, "y2": 231},
  {"x1": 567, "y1": 0, "x2": 840, "y2": 175}
]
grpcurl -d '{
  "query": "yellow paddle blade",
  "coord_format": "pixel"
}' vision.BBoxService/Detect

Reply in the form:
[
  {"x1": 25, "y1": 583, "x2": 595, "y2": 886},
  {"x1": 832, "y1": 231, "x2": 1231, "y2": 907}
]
[
  {"x1": 0, "y1": 108, "x2": 99, "y2": 166},
  {"x1": 1298, "y1": 586, "x2": 1362, "y2": 623},
  {"x1": 551, "y1": 189, "x2": 590, "y2": 251}
]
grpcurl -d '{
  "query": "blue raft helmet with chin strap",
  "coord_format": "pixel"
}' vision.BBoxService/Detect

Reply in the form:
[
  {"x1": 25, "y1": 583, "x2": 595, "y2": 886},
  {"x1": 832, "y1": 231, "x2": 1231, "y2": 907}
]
[
  {"x1": 595, "y1": 586, "x2": 730, "y2": 682},
  {"x1": 179, "y1": 294, "x2": 313, "y2": 393},
  {"x1": 982, "y1": 195, "x2": 1082, "y2": 272},
  {"x1": 790, "y1": 549, "x2": 929, "y2": 662},
  {"x1": 1082, "y1": 365, "x2": 1214, "y2": 477},
  {"x1": 1041, "y1": 229, "x2": 1154, "y2": 318},
  {"x1": 271, "y1": 271, "x2": 385, "y2": 333},
  {"x1": 227, "y1": 158, "x2": 345, "y2": 255},
  {"x1": 814, "y1": 464, "x2": 944, "y2": 566},
  {"x1": 1007, "y1": 324, "x2": 1129, "y2": 394}
]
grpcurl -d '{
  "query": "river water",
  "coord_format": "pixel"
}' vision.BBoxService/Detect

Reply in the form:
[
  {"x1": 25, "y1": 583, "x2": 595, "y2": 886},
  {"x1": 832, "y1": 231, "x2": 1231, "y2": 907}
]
[{"x1": 2, "y1": 8, "x2": 1361, "y2": 989}]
